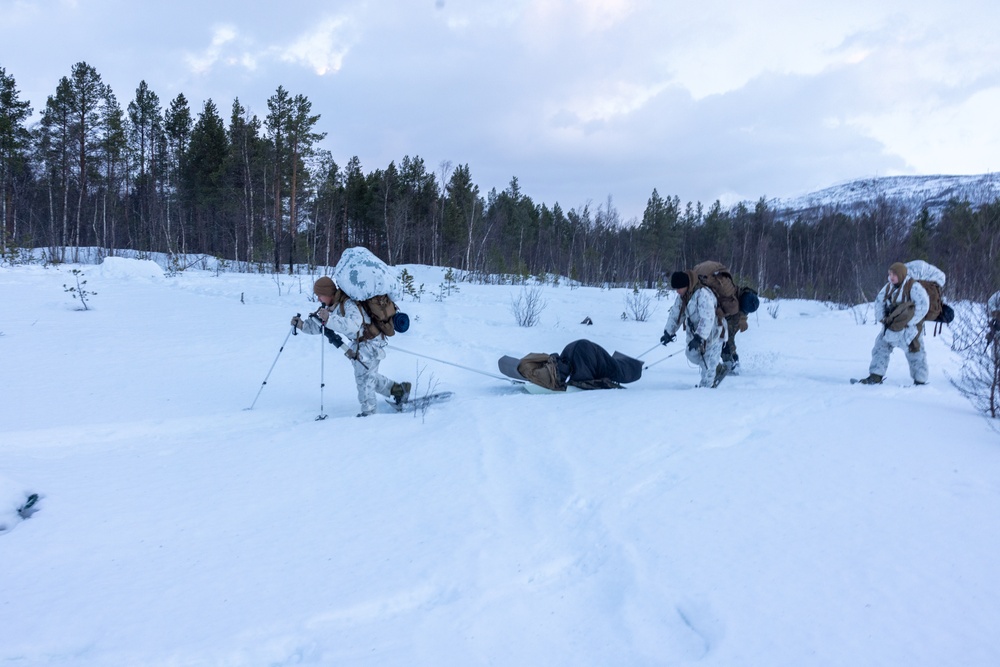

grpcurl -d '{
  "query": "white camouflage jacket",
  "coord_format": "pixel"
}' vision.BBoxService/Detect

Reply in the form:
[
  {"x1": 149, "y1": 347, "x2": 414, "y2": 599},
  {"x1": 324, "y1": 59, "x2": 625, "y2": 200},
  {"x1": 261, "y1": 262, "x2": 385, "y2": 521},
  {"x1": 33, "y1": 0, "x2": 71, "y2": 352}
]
[
  {"x1": 300, "y1": 300, "x2": 387, "y2": 363},
  {"x1": 664, "y1": 286, "x2": 723, "y2": 343},
  {"x1": 876, "y1": 277, "x2": 929, "y2": 346}
]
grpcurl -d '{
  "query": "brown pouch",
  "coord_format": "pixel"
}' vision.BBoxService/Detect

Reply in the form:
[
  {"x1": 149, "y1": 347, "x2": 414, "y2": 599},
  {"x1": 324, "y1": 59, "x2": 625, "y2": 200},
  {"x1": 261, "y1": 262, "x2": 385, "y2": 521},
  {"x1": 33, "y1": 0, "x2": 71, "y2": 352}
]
[{"x1": 882, "y1": 302, "x2": 915, "y2": 332}]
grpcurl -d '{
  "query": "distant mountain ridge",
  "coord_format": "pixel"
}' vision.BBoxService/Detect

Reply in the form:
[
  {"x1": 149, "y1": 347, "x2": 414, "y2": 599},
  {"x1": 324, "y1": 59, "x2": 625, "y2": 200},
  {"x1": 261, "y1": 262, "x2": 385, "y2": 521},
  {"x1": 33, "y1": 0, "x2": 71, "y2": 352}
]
[{"x1": 771, "y1": 173, "x2": 1000, "y2": 217}]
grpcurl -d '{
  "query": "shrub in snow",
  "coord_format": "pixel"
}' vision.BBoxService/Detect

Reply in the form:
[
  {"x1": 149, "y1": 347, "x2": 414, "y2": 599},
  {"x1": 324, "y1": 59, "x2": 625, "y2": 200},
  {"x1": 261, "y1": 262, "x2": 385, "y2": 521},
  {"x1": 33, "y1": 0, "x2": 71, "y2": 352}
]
[
  {"x1": 624, "y1": 286, "x2": 654, "y2": 322},
  {"x1": 510, "y1": 286, "x2": 546, "y2": 327},
  {"x1": 63, "y1": 269, "x2": 96, "y2": 310}
]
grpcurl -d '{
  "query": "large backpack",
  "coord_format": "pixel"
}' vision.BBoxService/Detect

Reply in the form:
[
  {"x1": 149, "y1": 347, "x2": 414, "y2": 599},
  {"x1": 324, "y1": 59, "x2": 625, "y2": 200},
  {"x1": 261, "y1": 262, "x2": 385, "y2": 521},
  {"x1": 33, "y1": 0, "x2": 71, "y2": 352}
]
[
  {"x1": 691, "y1": 260, "x2": 741, "y2": 321},
  {"x1": 358, "y1": 294, "x2": 400, "y2": 340},
  {"x1": 903, "y1": 260, "x2": 952, "y2": 326},
  {"x1": 331, "y1": 246, "x2": 405, "y2": 341},
  {"x1": 516, "y1": 353, "x2": 566, "y2": 392},
  {"x1": 916, "y1": 281, "x2": 944, "y2": 323}
]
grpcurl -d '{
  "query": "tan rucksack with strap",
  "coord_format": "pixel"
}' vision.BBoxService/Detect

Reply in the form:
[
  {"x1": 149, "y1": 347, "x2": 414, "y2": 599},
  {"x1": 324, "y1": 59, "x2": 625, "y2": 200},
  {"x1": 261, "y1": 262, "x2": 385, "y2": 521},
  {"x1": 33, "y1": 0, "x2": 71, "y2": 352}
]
[
  {"x1": 517, "y1": 353, "x2": 566, "y2": 391},
  {"x1": 905, "y1": 279, "x2": 943, "y2": 323},
  {"x1": 357, "y1": 294, "x2": 400, "y2": 341},
  {"x1": 900, "y1": 277, "x2": 952, "y2": 335},
  {"x1": 902, "y1": 260, "x2": 953, "y2": 330},
  {"x1": 692, "y1": 260, "x2": 740, "y2": 321}
]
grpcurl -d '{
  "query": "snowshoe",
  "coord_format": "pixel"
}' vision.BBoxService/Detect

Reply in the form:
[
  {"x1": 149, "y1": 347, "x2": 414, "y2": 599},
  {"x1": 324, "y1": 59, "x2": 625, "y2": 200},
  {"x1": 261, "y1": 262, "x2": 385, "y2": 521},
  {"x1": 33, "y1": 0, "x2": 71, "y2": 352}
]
[{"x1": 387, "y1": 391, "x2": 454, "y2": 413}]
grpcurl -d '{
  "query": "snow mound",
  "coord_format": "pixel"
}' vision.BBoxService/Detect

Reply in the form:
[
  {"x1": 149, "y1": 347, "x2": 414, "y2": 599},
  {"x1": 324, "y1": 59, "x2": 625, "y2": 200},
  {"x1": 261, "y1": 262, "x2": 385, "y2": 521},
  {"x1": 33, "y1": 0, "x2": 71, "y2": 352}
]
[
  {"x1": 98, "y1": 257, "x2": 164, "y2": 280},
  {"x1": 0, "y1": 474, "x2": 37, "y2": 535}
]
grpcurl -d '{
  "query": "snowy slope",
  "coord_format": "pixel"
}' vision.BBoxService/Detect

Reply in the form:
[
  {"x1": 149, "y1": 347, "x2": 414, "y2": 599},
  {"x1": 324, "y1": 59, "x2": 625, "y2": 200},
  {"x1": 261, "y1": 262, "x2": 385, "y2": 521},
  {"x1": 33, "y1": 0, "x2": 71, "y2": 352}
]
[
  {"x1": 773, "y1": 173, "x2": 1000, "y2": 217},
  {"x1": 2, "y1": 259, "x2": 999, "y2": 666}
]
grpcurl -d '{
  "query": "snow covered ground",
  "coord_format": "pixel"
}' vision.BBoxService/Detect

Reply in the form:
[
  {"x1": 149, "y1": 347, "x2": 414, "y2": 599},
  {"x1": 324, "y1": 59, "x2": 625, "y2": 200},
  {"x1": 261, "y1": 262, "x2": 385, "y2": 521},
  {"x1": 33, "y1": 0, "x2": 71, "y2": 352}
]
[{"x1": 2, "y1": 257, "x2": 999, "y2": 666}]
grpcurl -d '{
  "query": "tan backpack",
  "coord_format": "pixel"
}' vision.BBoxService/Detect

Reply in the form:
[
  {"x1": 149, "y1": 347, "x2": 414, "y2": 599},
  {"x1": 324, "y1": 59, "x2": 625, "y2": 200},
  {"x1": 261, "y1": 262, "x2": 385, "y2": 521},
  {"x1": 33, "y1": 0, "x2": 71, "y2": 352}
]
[
  {"x1": 357, "y1": 294, "x2": 400, "y2": 341},
  {"x1": 516, "y1": 353, "x2": 566, "y2": 392},
  {"x1": 913, "y1": 280, "x2": 943, "y2": 323},
  {"x1": 692, "y1": 260, "x2": 741, "y2": 321},
  {"x1": 901, "y1": 278, "x2": 953, "y2": 334}
]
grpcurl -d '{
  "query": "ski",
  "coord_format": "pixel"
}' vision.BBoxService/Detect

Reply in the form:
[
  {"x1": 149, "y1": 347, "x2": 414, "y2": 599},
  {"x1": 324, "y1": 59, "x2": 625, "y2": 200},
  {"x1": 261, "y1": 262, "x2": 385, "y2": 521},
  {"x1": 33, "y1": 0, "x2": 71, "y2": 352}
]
[
  {"x1": 497, "y1": 354, "x2": 585, "y2": 394},
  {"x1": 386, "y1": 391, "x2": 454, "y2": 412}
]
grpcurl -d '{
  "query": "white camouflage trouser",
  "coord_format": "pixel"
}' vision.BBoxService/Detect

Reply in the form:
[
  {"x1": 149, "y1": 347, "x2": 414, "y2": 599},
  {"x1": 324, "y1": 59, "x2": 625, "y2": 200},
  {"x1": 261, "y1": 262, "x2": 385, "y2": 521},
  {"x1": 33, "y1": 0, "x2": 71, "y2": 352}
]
[
  {"x1": 351, "y1": 343, "x2": 395, "y2": 414},
  {"x1": 686, "y1": 334, "x2": 725, "y2": 387},
  {"x1": 868, "y1": 330, "x2": 929, "y2": 384}
]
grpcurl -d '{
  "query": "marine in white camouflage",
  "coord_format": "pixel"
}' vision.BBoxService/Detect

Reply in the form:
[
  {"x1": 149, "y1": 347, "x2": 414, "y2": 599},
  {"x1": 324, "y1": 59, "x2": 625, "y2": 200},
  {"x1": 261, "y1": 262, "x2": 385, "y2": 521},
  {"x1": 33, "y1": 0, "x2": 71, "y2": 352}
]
[
  {"x1": 863, "y1": 262, "x2": 931, "y2": 385},
  {"x1": 663, "y1": 270, "x2": 728, "y2": 388}
]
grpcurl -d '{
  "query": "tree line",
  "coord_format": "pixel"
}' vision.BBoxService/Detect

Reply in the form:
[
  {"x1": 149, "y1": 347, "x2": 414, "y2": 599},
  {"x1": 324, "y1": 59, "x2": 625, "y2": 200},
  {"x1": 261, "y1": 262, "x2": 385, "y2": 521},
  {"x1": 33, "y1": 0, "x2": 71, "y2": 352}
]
[{"x1": 2, "y1": 62, "x2": 998, "y2": 303}]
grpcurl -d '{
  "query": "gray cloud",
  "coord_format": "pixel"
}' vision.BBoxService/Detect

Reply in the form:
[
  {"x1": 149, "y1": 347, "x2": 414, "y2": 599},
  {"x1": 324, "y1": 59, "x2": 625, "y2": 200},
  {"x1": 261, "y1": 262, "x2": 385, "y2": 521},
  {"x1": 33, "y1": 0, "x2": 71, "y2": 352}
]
[{"x1": 3, "y1": 0, "x2": 998, "y2": 222}]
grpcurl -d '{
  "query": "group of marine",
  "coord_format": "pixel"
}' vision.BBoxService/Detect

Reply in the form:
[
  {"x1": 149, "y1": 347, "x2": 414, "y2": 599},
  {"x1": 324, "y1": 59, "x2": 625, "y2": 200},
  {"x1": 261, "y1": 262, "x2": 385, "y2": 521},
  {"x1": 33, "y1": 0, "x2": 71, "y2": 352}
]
[{"x1": 289, "y1": 248, "x2": 999, "y2": 416}]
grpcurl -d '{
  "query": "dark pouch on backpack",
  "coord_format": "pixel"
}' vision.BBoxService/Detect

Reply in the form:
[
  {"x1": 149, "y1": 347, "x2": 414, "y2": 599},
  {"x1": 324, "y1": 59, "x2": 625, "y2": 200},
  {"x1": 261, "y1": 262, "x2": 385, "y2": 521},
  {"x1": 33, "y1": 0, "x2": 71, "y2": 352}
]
[{"x1": 738, "y1": 286, "x2": 760, "y2": 314}]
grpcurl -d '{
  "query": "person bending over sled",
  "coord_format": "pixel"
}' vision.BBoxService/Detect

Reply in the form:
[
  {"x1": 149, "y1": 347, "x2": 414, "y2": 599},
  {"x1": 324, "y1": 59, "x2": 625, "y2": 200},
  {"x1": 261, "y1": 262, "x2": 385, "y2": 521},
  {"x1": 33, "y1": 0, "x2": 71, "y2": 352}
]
[
  {"x1": 292, "y1": 277, "x2": 410, "y2": 417},
  {"x1": 660, "y1": 270, "x2": 728, "y2": 388},
  {"x1": 857, "y1": 262, "x2": 930, "y2": 386}
]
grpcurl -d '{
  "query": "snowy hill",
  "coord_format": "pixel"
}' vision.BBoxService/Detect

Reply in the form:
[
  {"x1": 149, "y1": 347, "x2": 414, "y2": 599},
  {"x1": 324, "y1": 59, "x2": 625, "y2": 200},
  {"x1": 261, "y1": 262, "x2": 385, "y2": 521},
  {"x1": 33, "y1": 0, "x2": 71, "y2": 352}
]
[
  {"x1": 773, "y1": 173, "x2": 1000, "y2": 218},
  {"x1": 2, "y1": 258, "x2": 1000, "y2": 666}
]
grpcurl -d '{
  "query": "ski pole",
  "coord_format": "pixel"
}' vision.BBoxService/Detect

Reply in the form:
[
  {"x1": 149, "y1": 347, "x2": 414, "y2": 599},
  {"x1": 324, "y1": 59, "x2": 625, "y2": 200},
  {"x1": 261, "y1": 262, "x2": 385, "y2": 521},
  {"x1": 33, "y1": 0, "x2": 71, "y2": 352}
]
[
  {"x1": 643, "y1": 348, "x2": 683, "y2": 370},
  {"x1": 635, "y1": 343, "x2": 662, "y2": 360},
  {"x1": 316, "y1": 326, "x2": 328, "y2": 420},
  {"x1": 387, "y1": 344, "x2": 515, "y2": 382},
  {"x1": 247, "y1": 322, "x2": 297, "y2": 410}
]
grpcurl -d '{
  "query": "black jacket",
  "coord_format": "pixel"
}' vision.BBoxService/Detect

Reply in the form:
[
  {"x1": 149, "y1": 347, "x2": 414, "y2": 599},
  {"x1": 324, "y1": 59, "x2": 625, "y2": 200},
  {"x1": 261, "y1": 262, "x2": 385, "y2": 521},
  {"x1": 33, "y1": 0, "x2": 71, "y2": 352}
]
[{"x1": 556, "y1": 339, "x2": 643, "y2": 389}]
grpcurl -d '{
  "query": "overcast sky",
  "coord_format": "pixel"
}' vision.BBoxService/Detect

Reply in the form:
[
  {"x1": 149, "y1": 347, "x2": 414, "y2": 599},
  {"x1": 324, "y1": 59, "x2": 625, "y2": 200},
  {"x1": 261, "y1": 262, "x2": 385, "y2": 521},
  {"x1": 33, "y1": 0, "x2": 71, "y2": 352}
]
[{"x1": 3, "y1": 0, "x2": 999, "y2": 221}]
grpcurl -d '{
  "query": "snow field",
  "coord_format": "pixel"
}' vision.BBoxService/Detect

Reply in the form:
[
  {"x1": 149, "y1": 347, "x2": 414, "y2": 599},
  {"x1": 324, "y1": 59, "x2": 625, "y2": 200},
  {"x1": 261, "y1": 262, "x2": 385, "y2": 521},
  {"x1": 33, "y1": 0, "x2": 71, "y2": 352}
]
[{"x1": 2, "y1": 258, "x2": 999, "y2": 666}]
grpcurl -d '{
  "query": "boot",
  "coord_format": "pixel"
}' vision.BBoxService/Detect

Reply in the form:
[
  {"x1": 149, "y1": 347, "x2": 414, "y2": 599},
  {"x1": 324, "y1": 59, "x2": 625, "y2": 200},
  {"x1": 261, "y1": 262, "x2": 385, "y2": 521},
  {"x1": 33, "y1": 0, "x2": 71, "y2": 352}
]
[
  {"x1": 711, "y1": 363, "x2": 728, "y2": 388},
  {"x1": 390, "y1": 381, "x2": 411, "y2": 405},
  {"x1": 858, "y1": 373, "x2": 883, "y2": 385},
  {"x1": 724, "y1": 353, "x2": 740, "y2": 376}
]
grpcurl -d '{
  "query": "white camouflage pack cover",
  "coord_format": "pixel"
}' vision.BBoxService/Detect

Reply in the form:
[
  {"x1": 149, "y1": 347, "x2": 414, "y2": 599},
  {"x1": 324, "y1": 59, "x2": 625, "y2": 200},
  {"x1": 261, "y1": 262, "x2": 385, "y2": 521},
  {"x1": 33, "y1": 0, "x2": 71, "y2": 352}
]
[
  {"x1": 905, "y1": 259, "x2": 946, "y2": 287},
  {"x1": 333, "y1": 247, "x2": 402, "y2": 301}
]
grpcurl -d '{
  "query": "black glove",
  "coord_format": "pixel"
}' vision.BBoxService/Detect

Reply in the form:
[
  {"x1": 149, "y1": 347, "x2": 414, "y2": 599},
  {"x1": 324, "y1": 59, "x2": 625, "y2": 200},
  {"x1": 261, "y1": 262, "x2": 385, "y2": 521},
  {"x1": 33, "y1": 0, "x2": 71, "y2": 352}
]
[
  {"x1": 323, "y1": 328, "x2": 343, "y2": 348},
  {"x1": 991, "y1": 318, "x2": 1000, "y2": 333},
  {"x1": 688, "y1": 334, "x2": 704, "y2": 353},
  {"x1": 309, "y1": 310, "x2": 330, "y2": 325},
  {"x1": 660, "y1": 332, "x2": 675, "y2": 346}
]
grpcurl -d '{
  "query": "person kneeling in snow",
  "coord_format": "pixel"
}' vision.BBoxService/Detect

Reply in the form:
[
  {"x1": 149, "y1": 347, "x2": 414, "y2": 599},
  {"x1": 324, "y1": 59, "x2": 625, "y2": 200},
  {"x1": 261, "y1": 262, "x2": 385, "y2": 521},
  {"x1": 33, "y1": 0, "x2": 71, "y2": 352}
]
[
  {"x1": 508, "y1": 339, "x2": 643, "y2": 391},
  {"x1": 659, "y1": 270, "x2": 727, "y2": 388},
  {"x1": 292, "y1": 277, "x2": 410, "y2": 417}
]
